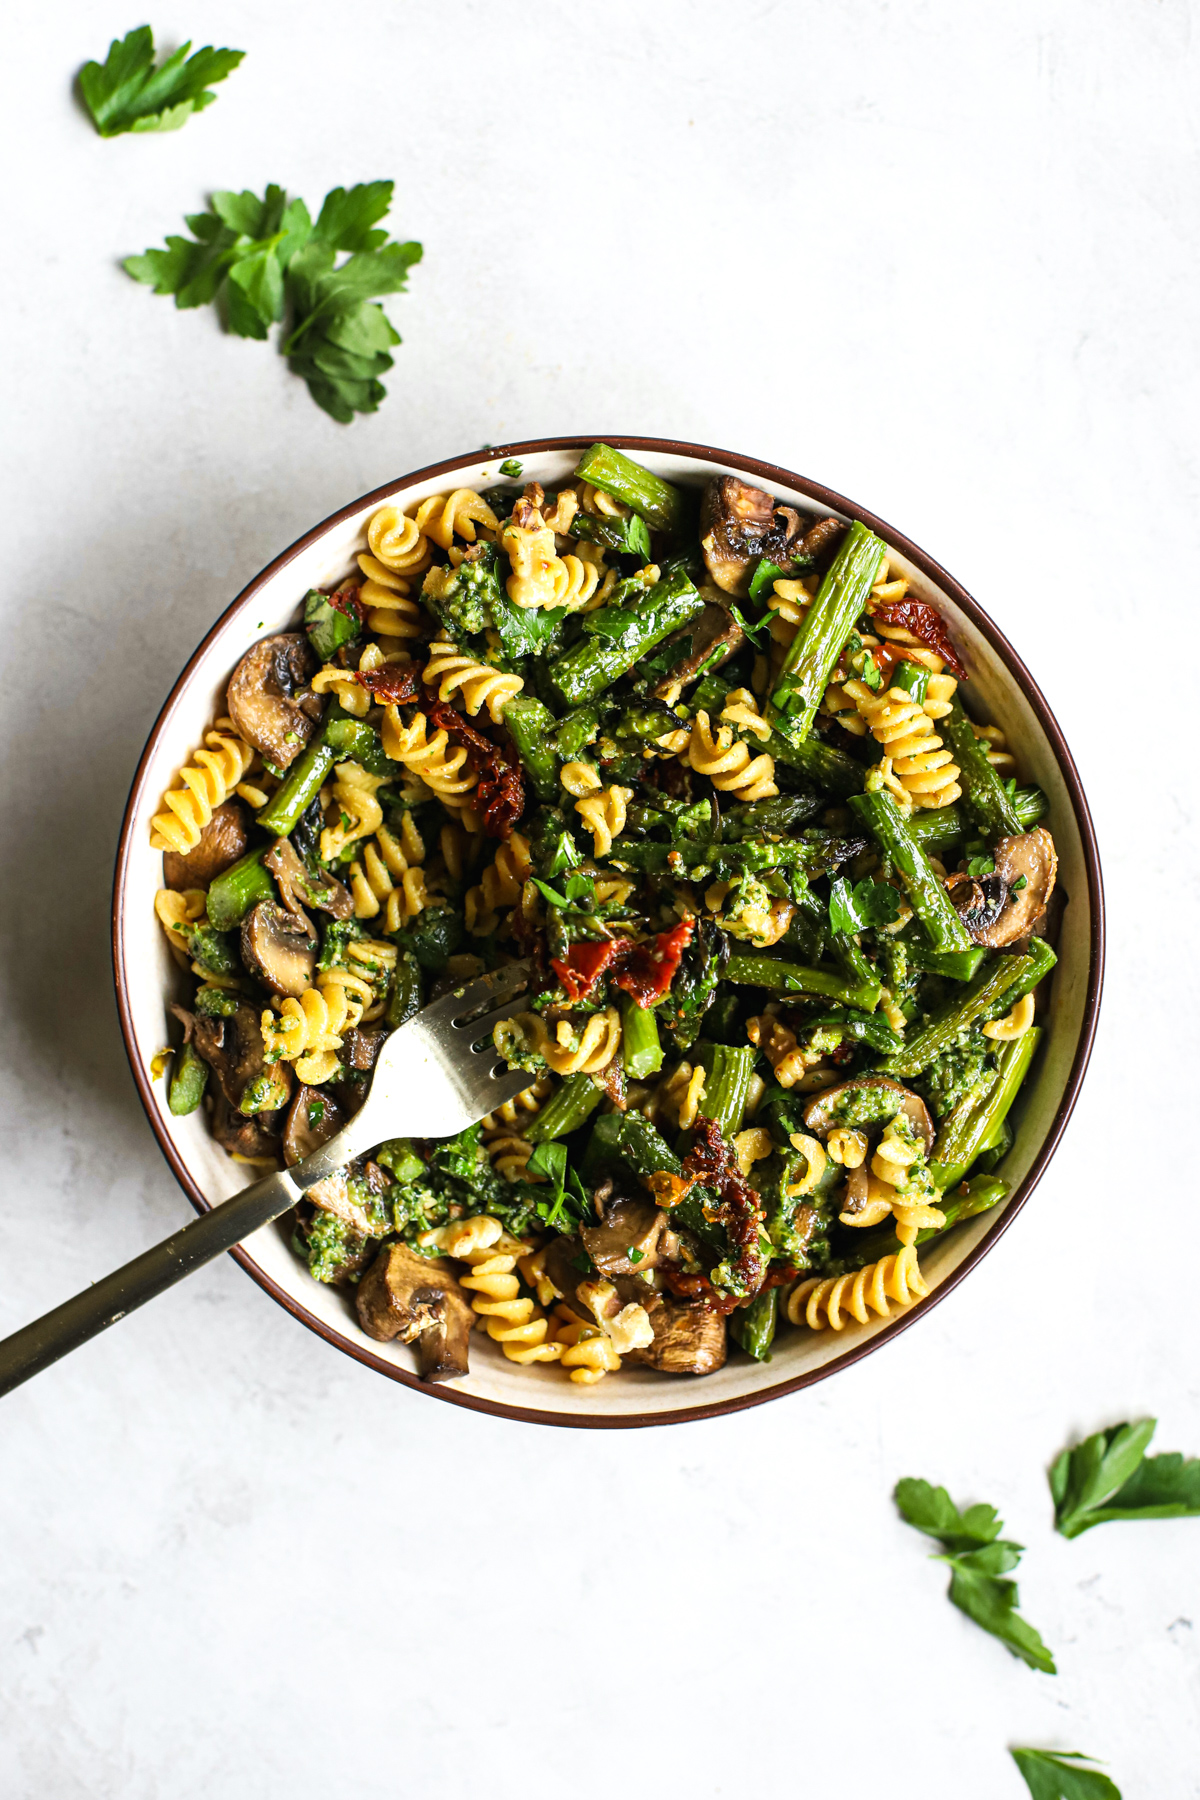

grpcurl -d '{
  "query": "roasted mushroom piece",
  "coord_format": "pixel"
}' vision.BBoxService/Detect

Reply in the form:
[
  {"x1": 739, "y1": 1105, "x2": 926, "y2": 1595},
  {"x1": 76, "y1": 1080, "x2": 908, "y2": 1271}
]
[
  {"x1": 264, "y1": 837, "x2": 353, "y2": 920},
  {"x1": 580, "y1": 1196, "x2": 667, "y2": 1277},
  {"x1": 192, "y1": 1000, "x2": 273, "y2": 1107},
  {"x1": 970, "y1": 829, "x2": 1058, "y2": 949},
  {"x1": 226, "y1": 632, "x2": 320, "y2": 768},
  {"x1": 625, "y1": 1295, "x2": 727, "y2": 1375},
  {"x1": 652, "y1": 600, "x2": 745, "y2": 697},
  {"x1": 306, "y1": 1169, "x2": 378, "y2": 1233},
  {"x1": 356, "y1": 1243, "x2": 475, "y2": 1381},
  {"x1": 700, "y1": 476, "x2": 779, "y2": 596},
  {"x1": 282, "y1": 1085, "x2": 347, "y2": 1166},
  {"x1": 945, "y1": 871, "x2": 1008, "y2": 936},
  {"x1": 803, "y1": 1075, "x2": 934, "y2": 1152},
  {"x1": 162, "y1": 799, "x2": 250, "y2": 890},
  {"x1": 210, "y1": 1094, "x2": 282, "y2": 1161},
  {"x1": 240, "y1": 899, "x2": 317, "y2": 996}
]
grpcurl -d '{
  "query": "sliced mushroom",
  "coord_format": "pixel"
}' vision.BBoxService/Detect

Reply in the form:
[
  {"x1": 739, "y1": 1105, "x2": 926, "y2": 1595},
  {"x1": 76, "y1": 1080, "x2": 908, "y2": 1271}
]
[
  {"x1": 264, "y1": 837, "x2": 352, "y2": 920},
  {"x1": 168, "y1": 1000, "x2": 196, "y2": 1043},
  {"x1": 282, "y1": 1085, "x2": 347, "y2": 1166},
  {"x1": 625, "y1": 1295, "x2": 727, "y2": 1375},
  {"x1": 340, "y1": 1026, "x2": 386, "y2": 1072},
  {"x1": 240, "y1": 900, "x2": 317, "y2": 997},
  {"x1": 210, "y1": 1092, "x2": 281, "y2": 1160},
  {"x1": 580, "y1": 1197, "x2": 667, "y2": 1276},
  {"x1": 946, "y1": 871, "x2": 1008, "y2": 936},
  {"x1": 971, "y1": 829, "x2": 1058, "y2": 948},
  {"x1": 307, "y1": 1169, "x2": 376, "y2": 1234},
  {"x1": 226, "y1": 633, "x2": 320, "y2": 768},
  {"x1": 795, "y1": 516, "x2": 846, "y2": 565},
  {"x1": 163, "y1": 800, "x2": 250, "y2": 890},
  {"x1": 837, "y1": 1161, "x2": 871, "y2": 1219},
  {"x1": 652, "y1": 600, "x2": 746, "y2": 697},
  {"x1": 192, "y1": 1000, "x2": 270, "y2": 1107},
  {"x1": 356, "y1": 1243, "x2": 474, "y2": 1381},
  {"x1": 700, "y1": 476, "x2": 779, "y2": 596},
  {"x1": 803, "y1": 1076, "x2": 934, "y2": 1152}
]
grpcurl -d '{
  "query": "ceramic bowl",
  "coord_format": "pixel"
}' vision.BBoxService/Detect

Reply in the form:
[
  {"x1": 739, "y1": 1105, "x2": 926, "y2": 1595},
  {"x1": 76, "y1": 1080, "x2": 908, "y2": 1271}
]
[{"x1": 112, "y1": 438, "x2": 1104, "y2": 1427}]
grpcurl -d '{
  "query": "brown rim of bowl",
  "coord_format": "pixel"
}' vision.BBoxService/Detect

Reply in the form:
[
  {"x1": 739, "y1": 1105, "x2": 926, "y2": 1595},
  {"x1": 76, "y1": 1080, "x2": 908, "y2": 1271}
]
[{"x1": 111, "y1": 436, "x2": 1105, "y2": 1430}]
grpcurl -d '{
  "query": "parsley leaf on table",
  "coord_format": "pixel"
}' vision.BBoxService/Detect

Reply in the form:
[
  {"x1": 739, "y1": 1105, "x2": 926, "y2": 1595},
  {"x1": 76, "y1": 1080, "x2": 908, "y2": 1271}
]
[
  {"x1": 79, "y1": 26, "x2": 243, "y2": 137},
  {"x1": 894, "y1": 1478, "x2": 1056, "y2": 1673},
  {"x1": 1010, "y1": 1749, "x2": 1121, "y2": 1800},
  {"x1": 125, "y1": 181, "x2": 422, "y2": 420},
  {"x1": 1050, "y1": 1417, "x2": 1200, "y2": 1538}
]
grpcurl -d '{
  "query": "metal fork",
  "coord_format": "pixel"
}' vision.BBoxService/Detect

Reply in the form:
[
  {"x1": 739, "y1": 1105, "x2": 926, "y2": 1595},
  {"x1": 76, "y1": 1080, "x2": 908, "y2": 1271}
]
[{"x1": 0, "y1": 962, "x2": 534, "y2": 1399}]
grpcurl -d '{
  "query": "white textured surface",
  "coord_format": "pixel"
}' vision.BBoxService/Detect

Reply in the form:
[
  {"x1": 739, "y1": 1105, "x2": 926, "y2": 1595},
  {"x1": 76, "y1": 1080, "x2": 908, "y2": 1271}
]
[{"x1": 1, "y1": 2, "x2": 1195, "y2": 1795}]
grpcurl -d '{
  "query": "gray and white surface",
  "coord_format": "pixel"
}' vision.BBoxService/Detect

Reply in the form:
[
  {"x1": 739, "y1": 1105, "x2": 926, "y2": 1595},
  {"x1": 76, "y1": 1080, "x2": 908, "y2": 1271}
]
[{"x1": 2, "y1": 2, "x2": 1196, "y2": 1794}]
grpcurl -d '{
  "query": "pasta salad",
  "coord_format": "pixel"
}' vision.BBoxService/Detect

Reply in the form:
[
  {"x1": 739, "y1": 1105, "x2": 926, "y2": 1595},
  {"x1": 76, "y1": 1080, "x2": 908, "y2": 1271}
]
[{"x1": 149, "y1": 445, "x2": 1058, "y2": 1384}]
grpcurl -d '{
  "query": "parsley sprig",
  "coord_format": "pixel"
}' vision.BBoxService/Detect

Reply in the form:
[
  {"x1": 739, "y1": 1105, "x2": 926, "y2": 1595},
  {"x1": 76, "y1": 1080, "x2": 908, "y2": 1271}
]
[
  {"x1": 894, "y1": 1478, "x2": 1056, "y2": 1673},
  {"x1": 1010, "y1": 1748, "x2": 1121, "y2": 1799},
  {"x1": 79, "y1": 26, "x2": 243, "y2": 137},
  {"x1": 1050, "y1": 1417, "x2": 1200, "y2": 1538},
  {"x1": 125, "y1": 181, "x2": 421, "y2": 421},
  {"x1": 526, "y1": 1142, "x2": 589, "y2": 1228}
]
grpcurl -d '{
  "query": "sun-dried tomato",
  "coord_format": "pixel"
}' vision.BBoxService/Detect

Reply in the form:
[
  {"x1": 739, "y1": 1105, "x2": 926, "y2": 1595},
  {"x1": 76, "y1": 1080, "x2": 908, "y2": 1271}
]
[
  {"x1": 869, "y1": 598, "x2": 967, "y2": 681},
  {"x1": 422, "y1": 696, "x2": 527, "y2": 840},
  {"x1": 550, "y1": 940, "x2": 617, "y2": 1001},
  {"x1": 477, "y1": 754, "x2": 526, "y2": 840},
  {"x1": 327, "y1": 580, "x2": 367, "y2": 625},
  {"x1": 657, "y1": 1266, "x2": 743, "y2": 1315},
  {"x1": 354, "y1": 663, "x2": 420, "y2": 704},
  {"x1": 652, "y1": 1113, "x2": 767, "y2": 1301},
  {"x1": 611, "y1": 917, "x2": 695, "y2": 1007}
]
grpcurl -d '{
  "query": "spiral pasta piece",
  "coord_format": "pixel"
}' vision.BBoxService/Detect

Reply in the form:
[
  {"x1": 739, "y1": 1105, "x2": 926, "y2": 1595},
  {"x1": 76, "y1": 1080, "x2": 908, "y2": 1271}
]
[
  {"x1": 686, "y1": 711, "x2": 778, "y2": 802},
  {"x1": 495, "y1": 1008, "x2": 621, "y2": 1077},
  {"x1": 464, "y1": 831, "x2": 531, "y2": 935},
  {"x1": 483, "y1": 1130, "x2": 541, "y2": 1183},
  {"x1": 427, "y1": 1216, "x2": 562, "y2": 1365},
  {"x1": 355, "y1": 554, "x2": 425, "y2": 641},
  {"x1": 572, "y1": 540, "x2": 618, "y2": 610},
  {"x1": 787, "y1": 1246, "x2": 929, "y2": 1331},
  {"x1": 833, "y1": 657, "x2": 963, "y2": 809},
  {"x1": 854, "y1": 1120, "x2": 945, "y2": 1241},
  {"x1": 481, "y1": 1074, "x2": 552, "y2": 1132},
  {"x1": 553, "y1": 1309, "x2": 623, "y2": 1385},
  {"x1": 150, "y1": 719, "x2": 254, "y2": 853},
  {"x1": 413, "y1": 489, "x2": 499, "y2": 557},
  {"x1": 319, "y1": 765, "x2": 387, "y2": 862},
  {"x1": 982, "y1": 991, "x2": 1035, "y2": 1041},
  {"x1": 311, "y1": 661, "x2": 371, "y2": 718},
  {"x1": 367, "y1": 505, "x2": 433, "y2": 577},
  {"x1": 349, "y1": 816, "x2": 429, "y2": 929},
  {"x1": 719, "y1": 688, "x2": 773, "y2": 742},
  {"x1": 972, "y1": 722, "x2": 1016, "y2": 775},
  {"x1": 574, "y1": 784, "x2": 633, "y2": 858},
  {"x1": 577, "y1": 481, "x2": 629, "y2": 519},
  {"x1": 560, "y1": 762, "x2": 602, "y2": 798},
  {"x1": 262, "y1": 975, "x2": 357, "y2": 1084},
  {"x1": 381, "y1": 708, "x2": 477, "y2": 798},
  {"x1": 422, "y1": 641, "x2": 523, "y2": 724},
  {"x1": 745, "y1": 1014, "x2": 835, "y2": 1092},
  {"x1": 558, "y1": 555, "x2": 601, "y2": 611}
]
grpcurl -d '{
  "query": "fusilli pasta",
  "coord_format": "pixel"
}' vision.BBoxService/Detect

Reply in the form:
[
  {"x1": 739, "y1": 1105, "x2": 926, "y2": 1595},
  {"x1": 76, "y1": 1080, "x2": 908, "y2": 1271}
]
[
  {"x1": 787, "y1": 1246, "x2": 929, "y2": 1331},
  {"x1": 150, "y1": 719, "x2": 253, "y2": 854},
  {"x1": 422, "y1": 641, "x2": 523, "y2": 724},
  {"x1": 686, "y1": 710, "x2": 778, "y2": 802}
]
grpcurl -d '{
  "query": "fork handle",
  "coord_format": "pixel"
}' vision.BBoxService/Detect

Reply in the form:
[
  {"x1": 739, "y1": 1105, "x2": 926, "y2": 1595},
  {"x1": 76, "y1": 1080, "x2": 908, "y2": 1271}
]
[{"x1": 0, "y1": 1169, "x2": 302, "y2": 1399}]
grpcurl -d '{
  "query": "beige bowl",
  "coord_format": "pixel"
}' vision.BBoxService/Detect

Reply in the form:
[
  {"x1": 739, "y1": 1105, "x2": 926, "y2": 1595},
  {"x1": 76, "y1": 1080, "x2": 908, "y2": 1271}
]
[{"x1": 112, "y1": 439, "x2": 1104, "y2": 1428}]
